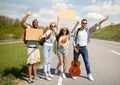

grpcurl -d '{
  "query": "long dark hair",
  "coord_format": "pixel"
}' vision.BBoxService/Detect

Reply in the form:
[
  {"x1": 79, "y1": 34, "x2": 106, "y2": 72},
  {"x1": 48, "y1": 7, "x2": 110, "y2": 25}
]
[
  {"x1": 56, "y1": 27, "x2": 69, "y2": 42},
  {"x1": 32, "y1": 19, "x2": 38, "y2": 28}
]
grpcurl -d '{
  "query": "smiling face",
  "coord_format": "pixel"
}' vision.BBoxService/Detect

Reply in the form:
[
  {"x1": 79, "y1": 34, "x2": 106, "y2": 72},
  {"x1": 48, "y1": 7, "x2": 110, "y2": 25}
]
[
  {"x1": 32, "y1": 19, "x2": 39, "y2": 28},
  {"x1": 50, "y1": 22, "x2": 57, "y2": 31},
  {"x1": 62, "y1": 28, "x2": 67, "y2": 35},
  {"x1": 81, "y1": 19, "x2": 87, "y2": 29}
]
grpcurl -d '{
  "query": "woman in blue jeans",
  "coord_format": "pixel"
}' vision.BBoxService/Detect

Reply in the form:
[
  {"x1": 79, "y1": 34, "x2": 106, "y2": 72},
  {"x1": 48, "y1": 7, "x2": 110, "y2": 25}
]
[{"x1": 40, "y1": 22, "x2": 57, "y2": 81}]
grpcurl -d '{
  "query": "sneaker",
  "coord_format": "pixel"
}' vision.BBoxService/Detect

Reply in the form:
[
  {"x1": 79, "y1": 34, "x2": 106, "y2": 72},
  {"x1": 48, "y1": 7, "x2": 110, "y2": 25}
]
[
  {"x1": 33, "y1": 76, "x2": 39, "y2": 80},
  {"x1": 49, "y1": 74, "x2": 54, "y2": 78},
  {"x1": 55, "y1": 69, "x2": 58, "y2": 74},
  {"x1": 72, "y1": 76, "x2": 77, "y2": 80},
  {"x1": 62, "y1": 73, "x2": 66, "y2": 78},
  {"x1": 28, "y1": 78, "x2": 34, "y2": 84},
  {"x1": 46, "y1": 76, "x2": 52, "y2": 81},
  {"x1": 88, "y1": 74, "x2": 94, "y2": 81}
]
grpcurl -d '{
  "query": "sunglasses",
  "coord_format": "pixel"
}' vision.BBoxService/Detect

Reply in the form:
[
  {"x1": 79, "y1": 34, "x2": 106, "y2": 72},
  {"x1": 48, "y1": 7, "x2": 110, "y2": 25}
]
[
  {"x1": 82, "y1": 23, "x2": 87, "y2": 24},
  {"x1": 51, "y1": 25, "x2": 56, "y2": 28}
]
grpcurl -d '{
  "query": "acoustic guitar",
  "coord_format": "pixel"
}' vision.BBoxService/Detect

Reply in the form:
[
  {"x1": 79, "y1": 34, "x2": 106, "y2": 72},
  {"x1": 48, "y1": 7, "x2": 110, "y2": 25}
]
[{"x1": 69, "y1": 60, "x2": 81, "y2": 76}]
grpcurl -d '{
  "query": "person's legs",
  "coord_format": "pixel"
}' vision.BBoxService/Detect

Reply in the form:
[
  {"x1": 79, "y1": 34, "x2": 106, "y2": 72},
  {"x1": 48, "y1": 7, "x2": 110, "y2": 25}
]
[
  {"x1": 80, "y1": 47, "x2": 94, "y2": 81},
  {"x1": 57, "y1": 56, "x2": 63, "y2": 70},
  {"x1": 43, "y1": 45, "x2": 53, "y2": 80},
  {"x1": 42, "y1": 45, "x2": 49, "y2": 77},
  {"x1": 80, "y1": 47, "x2": 91, "y2": 75},
  {"x1": 47, "y1": 46, "x2": 53, "y2": 74},
  {"x1": 55, "y1": 47, "x2": 63, "y2": 74},
  {"x1": 28, "y1": 64, "x2": 32, "y2": 78},
  {"x1": 61, "y1": 55, "x2": 67, "y2": 78},
  {"x1": 33, "y1": 63, "x2": 37, "y2": 77},
  {"x1": 63, "y1": 56, "x2": 67, "y2": 72},
  {"x1": 28, "y1": 64, "x2": 34, "y2": 83},
  {"x1": 27, "y1": 48, "x2": 35, "y2": 83}
]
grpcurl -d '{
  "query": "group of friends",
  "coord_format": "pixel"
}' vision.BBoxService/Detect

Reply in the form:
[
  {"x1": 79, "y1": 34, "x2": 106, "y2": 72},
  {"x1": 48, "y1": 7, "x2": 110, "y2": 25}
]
[{"x1": 21, "y1": 9, "x2": 109, "y2": 84}]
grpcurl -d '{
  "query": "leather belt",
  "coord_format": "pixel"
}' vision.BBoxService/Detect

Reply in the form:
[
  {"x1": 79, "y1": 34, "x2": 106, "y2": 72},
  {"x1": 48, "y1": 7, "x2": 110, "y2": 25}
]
[{"x1": 28, "y1": 47, "x2": 37, "y2": 48}]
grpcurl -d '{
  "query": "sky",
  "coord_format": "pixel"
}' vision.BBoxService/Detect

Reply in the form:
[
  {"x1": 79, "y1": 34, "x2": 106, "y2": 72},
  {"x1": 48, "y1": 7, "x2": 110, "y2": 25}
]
[{"x1": 0, "y1": 0, "x2": 120, "y2": 30}]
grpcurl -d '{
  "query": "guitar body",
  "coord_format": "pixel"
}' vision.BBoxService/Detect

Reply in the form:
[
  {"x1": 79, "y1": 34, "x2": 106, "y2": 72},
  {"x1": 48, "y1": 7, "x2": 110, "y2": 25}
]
[{"x1": 69, "y1": 60, "x2": 81, "y2": 76}]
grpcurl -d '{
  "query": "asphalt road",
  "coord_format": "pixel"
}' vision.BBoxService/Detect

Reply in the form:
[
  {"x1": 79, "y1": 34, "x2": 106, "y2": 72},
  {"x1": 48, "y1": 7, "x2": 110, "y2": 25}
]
[{"x1": 23, "y1": 38, "x2": 120, "y2": 85}]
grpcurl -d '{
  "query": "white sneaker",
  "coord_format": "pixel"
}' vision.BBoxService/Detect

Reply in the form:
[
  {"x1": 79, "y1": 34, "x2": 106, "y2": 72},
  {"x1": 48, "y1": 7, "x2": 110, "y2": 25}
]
[
  {"x1": 46, "y1": 76, "x2": 52, "y2": 81},
  {"x1": 33, "y1": 76, "x2": 39, "y2": 80},
  {"x1": 55, "y1": 69, "x2": 58, "y2": 74},
  {"x1": 28, "y1": 78, "x2": 34, "y2": 84},
  {"x1": 88, "y1": 74, "x2": 94, "y2": 81},
  {"x1": 62, "y1": 73, "x2": 66, "y2": 78},
  {"x1": 49, "y1": 74, "x2": 54, "y2": 78},
  {"x1": 72, "y1": 76, "x2": 77, "y2": 80}
]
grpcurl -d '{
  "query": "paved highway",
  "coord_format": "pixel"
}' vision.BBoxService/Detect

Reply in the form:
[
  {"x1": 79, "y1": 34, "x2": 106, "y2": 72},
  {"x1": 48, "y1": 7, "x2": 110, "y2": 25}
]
[{"x1": 24, "y1": 39, "x2": 120, "y2": 85}]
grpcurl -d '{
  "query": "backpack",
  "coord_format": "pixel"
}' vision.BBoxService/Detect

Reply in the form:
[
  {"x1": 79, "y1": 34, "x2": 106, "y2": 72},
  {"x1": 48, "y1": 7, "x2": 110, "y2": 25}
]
[{"x1": 39, "y1": 31, "x2": 52, "y2": 46}]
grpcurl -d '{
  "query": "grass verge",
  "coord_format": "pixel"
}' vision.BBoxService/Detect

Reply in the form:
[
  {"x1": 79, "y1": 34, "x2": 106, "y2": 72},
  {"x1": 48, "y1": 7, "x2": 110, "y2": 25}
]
[{"x1": 0, "y1": 43, "x2": 43, "y2": 85}]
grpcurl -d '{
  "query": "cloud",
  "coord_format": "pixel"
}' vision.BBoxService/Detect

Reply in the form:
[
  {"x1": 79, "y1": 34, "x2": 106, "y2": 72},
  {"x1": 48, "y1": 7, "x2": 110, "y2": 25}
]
[
  {"x1": 52, "y1": 3, "x2": 73, "y2": 10},
  {"x1": 91, "y1": 0, "x2": 96, "y2": 3},
  {"x1": 83, "y1": 0, "x2": 120, "y2": 15},
  {"x1": 31, "y1": 8, "x2": 58, "y2": 26},
  {"x1": 51, "y1": 0, "x2": 68, "y2": 3},
  {"x1": 86, "y1": 12, "x2": 104, "y2": 20}
]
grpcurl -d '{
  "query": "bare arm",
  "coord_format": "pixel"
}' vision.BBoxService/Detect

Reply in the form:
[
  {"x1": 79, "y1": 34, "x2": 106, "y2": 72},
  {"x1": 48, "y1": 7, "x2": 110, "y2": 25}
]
[
  {"x1": 89, "y1": 16, "x2": 109, "y2": 32},
  {"x1": 21, "y1": 9, "x2": 33, "y2": 29},
  {"x1": 71, "y1": 21, "x2": 79, "y2": 33},
  {"x1": 99, "y1": 16, "x2": 109, "y2": 25}
]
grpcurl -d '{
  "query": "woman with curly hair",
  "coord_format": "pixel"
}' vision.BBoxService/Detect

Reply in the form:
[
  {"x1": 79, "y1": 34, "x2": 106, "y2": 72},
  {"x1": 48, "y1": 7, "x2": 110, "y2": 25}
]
[{"x1": 55, "y1": 21, "x2": 79, "y2": 78}]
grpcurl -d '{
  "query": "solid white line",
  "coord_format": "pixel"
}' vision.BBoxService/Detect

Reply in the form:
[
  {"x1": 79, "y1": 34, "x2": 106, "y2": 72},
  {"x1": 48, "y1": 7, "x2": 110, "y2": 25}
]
[
  {"x1": 57, "y1": 76, "x2": 62, "y2": 85},
  {"x1": 110, "y1": 50, "x2": 120, "y2": 55}
]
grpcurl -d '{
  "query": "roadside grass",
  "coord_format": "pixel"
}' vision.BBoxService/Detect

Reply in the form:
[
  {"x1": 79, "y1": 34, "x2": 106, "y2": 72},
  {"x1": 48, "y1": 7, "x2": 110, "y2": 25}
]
[
  {"x1": 90, "y1": 24, "x2": 120, "y2": 42},
  {"x1": 0, "y1": 43, "x2": 43, "y2": 85},
  {"x1": 0, "y1": 27, "x2": 24, "y2": 40}
]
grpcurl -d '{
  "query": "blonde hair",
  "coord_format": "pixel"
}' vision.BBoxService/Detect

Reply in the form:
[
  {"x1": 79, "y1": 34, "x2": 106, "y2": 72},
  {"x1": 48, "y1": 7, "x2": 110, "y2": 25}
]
[{"x1": 49, "y1": 22, "x2": 57, "y2": 30}]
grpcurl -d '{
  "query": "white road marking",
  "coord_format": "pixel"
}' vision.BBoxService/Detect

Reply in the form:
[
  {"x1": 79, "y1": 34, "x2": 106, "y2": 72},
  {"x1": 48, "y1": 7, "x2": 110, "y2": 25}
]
[
  {"x1": 57, "y1": 76, "x2": 62, "y2": 85},
  {"x1": 110, "y1": 50, "x2": 120, "y2": 55},
  {"x1": 57, "y1": 64, "x2": 63, "y2": 85}
]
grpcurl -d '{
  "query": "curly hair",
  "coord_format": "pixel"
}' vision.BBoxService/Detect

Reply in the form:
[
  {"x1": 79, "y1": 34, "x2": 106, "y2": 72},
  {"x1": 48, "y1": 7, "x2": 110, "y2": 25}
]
[{"x1": 56, "y1": 27, "x2": 69, "y2": 42}]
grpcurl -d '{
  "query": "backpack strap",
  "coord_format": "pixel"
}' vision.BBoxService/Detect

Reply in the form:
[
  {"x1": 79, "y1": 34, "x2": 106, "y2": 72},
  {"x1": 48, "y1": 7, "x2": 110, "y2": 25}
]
[
  {"x1": 75, "y1": 28, "x2": 90, "y2": 45},
  {"x1": 75, "y1": 28, "x2": 82, "y2": 45}
]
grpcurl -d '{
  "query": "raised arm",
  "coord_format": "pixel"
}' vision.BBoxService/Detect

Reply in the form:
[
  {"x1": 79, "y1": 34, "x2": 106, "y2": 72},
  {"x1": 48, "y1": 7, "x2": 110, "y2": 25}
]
[
  {"x1": 89, "y1": 16, "x2": 109, "y2": 32},
  {"x1": 71, "y1": 21, "x2": 79, "y2": 33},
  {"x1": 99, "y1": 16, "x2": 109, "y2": 25},
  {"x1": 21, "y1": 9, "x2": 33, "y2": 29}
]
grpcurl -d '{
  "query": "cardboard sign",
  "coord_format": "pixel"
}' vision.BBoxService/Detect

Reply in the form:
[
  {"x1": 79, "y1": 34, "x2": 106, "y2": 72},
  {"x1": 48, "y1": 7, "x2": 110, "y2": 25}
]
[
  {"x1": 58, "y1": 10, "x2": 76, "y2": 21},
  {"x1": 26, "y1": 29, "x2": 43, "y2": 40}
]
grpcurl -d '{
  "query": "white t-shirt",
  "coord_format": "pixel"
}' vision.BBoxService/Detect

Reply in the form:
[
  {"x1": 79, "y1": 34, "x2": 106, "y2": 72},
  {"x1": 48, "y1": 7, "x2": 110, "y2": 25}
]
[
  {"x1": 44, "y1": 30, "x2": 56, "y2": 46},
  {"x1": 58, "y1": 35, "x2": 70, "y2": 50},
  {"x1": 77, "y1": 29, "x2": 88, "y2": 46}
]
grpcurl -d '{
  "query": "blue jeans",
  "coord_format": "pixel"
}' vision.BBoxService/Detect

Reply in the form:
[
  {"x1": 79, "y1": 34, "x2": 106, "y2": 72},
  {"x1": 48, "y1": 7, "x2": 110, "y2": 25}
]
[
  {"x1": 42, "y1": 44, "x2": 53, "y2": 73},
  {"x1": 74, "y1": 46, "x2": 91, "y2": 75}
]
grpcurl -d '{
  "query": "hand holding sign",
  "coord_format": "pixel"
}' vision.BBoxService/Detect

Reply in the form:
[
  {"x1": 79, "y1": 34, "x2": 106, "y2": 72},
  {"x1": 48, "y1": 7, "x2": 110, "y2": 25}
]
[{"x1": 58, "y1": 10, "x2": 76, "y2": 21}]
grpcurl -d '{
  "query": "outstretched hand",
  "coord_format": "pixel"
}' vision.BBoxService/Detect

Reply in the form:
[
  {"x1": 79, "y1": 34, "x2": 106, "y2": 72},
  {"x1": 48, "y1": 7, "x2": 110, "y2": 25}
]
[
  {"x1": 105, "y1": 16, "x2": 109, "y2": 20},
  {"x1": 99, "y1": 16, "x2": 109, "y2": 25},
  {"x1": 27, "y1": 9, "x2": 33, "y2": 16}
]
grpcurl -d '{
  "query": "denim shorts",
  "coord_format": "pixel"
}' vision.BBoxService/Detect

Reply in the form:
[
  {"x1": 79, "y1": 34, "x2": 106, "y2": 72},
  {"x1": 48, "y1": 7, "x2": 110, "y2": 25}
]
[{"x1": 57, "y1": 46, "x2": 68, "y2": 57}]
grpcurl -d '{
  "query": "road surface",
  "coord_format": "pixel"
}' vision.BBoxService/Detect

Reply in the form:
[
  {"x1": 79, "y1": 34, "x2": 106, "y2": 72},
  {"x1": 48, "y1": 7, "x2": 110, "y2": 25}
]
[{"x1": 23, "y1": 38, "x2": 120, "y2": 85}]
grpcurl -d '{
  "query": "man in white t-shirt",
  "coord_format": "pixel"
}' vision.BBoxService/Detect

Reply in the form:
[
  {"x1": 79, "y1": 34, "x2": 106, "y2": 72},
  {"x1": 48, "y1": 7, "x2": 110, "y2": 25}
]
[{"x1": 72, "y1": 16, "x2": 109, "y2": 80}]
